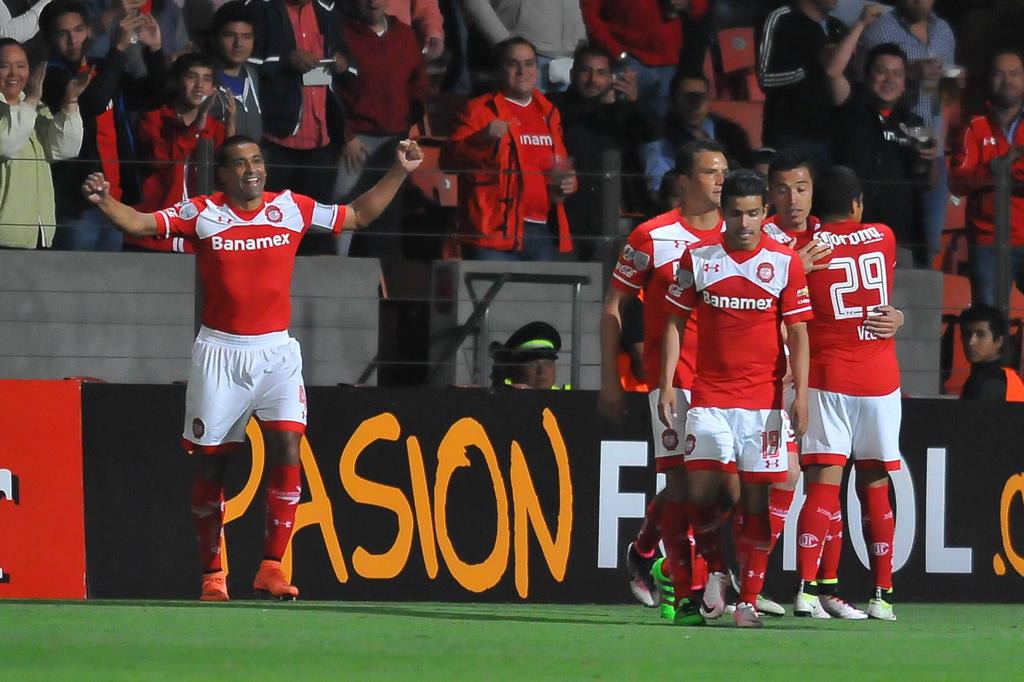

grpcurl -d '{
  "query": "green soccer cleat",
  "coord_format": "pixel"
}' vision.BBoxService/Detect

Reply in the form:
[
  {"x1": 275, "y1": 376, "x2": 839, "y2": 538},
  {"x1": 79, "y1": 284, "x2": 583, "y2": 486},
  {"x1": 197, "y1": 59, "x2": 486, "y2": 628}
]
[
  {"x1": 867, "y1": 587, "x2": 897, "y2": 621},
  {"x1": 650, "y1": 557, "x2": 676, "y2": 620},
  {"x1": 673, "y1": 598, "x2": 705, "y2": 627}
]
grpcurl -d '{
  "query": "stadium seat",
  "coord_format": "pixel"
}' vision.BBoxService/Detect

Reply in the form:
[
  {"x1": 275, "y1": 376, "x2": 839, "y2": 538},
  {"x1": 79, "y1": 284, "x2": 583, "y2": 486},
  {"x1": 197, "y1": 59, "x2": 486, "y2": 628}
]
[
  {"x1": 718, "y1": 27, "x2": 756, "y2": 74},
  {"x1": 940, "y1": 274, "x2": 972, "y2": 394},
  {"x1": 407, "y1": 142, "x2": 457, "y2": 208},
  {"x1": 708, "y1": 100, "x2": 763, "y2": 149}
]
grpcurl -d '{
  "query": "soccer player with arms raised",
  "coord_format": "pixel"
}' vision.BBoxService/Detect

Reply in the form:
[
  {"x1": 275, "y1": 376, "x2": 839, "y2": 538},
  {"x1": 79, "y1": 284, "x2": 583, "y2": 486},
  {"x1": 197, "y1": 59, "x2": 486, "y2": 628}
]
[
  {"x1": 793, "y1": 166, "x2": 903, "y2": 621},
  {"x1": 81, "y1": 135, "x2": 423, "y2": 601},
  {"x1": 600, "y1": 139, "x2": 727, "y2": 620},
  {"x1": 660, "y1": 169, "x2": 812, "y2": 628}
]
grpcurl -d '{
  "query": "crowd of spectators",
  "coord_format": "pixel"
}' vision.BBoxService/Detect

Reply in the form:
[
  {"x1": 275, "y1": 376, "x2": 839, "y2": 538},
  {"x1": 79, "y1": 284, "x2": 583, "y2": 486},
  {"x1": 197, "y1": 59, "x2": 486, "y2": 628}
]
[{"x1": 0, "y1": 0, "x2": 1020, "y2": 308}]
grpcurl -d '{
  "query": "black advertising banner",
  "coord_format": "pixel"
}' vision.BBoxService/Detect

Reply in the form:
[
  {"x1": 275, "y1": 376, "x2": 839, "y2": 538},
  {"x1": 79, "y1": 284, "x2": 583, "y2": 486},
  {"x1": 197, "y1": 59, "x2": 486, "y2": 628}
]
[{"x1": 81, "y1": 386, "x2": 1024, "y2": 602}]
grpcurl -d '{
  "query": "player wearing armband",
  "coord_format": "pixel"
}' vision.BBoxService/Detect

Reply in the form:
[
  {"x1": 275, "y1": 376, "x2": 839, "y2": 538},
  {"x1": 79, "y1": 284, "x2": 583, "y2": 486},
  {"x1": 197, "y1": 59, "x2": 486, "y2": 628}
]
[
  {"x1": 81, "y1": 135, "x2": 423, "y2": 601},
  {"x1": 794, "y1": 166, "x2": 903, "y2": 621}
]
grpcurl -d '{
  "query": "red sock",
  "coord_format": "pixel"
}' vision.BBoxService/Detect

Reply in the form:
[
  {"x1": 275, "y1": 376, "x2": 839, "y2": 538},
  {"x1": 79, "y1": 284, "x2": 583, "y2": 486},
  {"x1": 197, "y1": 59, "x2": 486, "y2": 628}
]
[
  {"x1": 858, "y1": 483, "x2": 895, "y2": 590},
  {"x1": 768, "y1": 486, "x2": 795, "y2": 552},
  {"x1": 658, "y1": 501, "x2": 693, "y2": 599},
  {"x1": 817, "y1": 508, "x2": 844, "y2": 582},
  {"x1": 688, "y1": 503, "x2": 725, "y2": 573},
  {"x1": 796, "y1": 483, "x2": 840, "y2": 582},
  {"x1": 738, "y1": 511, "x2": 770, "y2": 605},
  {"x1": 690, "y1": 532, "x2": 708, "y2": 591},
  {"x1": 190, "y1": 477, "x2": 224, "y2": 572},
  {"x1": 635, "y1": 497, "x2": 662, "y2": 557},
  {"x1": 264, "y1": 464, "x2": 302, "y2": 561}
]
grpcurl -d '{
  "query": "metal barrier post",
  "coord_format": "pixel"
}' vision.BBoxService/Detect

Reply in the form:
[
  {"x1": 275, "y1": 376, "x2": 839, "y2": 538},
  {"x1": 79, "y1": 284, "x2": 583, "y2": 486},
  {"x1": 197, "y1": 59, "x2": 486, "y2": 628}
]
[
  {"x1": 992, "y1": 156, "x2": 1012, "y2": 319},
  {"x1": 599, "y1": 149, "x2": 622, "y2": 288}
]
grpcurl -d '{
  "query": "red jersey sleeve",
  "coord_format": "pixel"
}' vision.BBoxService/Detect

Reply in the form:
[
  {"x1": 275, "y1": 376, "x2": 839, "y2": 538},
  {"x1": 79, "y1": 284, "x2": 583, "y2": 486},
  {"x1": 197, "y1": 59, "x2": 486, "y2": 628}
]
[
  {"x1": 153, "y1": 197, "x2": 204, "y2": 241},
  {"x1": 781, "y1": 252, "x2": 813, "y2": 324},
  {"x1": 665, "y1": 249, "x2": 697, "y2": 311},
  {"x1": 610, "y1": 229, "x2": 655, "y2": 292},
  {"x1": 292, "y1": 193, "x2": 348, "y2": 234}
]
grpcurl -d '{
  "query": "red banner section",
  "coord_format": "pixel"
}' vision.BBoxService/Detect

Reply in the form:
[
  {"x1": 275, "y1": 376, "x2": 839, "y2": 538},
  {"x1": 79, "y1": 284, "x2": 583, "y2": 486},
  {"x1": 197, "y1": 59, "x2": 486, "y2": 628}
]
[{"x1": 0, "y1": 380, "x2": 87, "y2": 599}]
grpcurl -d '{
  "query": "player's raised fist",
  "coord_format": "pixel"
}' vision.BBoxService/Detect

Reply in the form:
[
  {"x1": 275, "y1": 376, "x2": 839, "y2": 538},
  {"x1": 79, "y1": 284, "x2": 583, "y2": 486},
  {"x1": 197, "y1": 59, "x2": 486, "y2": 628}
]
[
  {"x1": 82, "y1": 173, "x2": 111, "y2": 204},
  {"x1": 395, "y1": 139, "x2": 424, "y2": 173}
]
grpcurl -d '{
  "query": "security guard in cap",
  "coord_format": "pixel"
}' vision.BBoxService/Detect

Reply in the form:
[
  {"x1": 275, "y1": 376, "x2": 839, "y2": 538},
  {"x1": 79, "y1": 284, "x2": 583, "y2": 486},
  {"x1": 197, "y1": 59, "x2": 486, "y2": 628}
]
[{"x1": 491, "y1": 322, "x2": 571, "y2": 390}]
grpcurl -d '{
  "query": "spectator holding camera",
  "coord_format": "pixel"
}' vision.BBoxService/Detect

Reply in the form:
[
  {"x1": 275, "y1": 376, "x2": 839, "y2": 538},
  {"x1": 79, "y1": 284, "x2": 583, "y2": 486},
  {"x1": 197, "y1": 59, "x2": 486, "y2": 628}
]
[
  {"x1": 829, "y1": 39, "x2": 932, "y2": 263},
  {"x1": 40, "y1": 0, "x2": 165, "y2": 250},
  {"x1": 549, "y1": 43, "x2": 659, "y2": 261},
  {"x1": 0, "y1": 38, "x2": 84, "y2": 249},
  {"x1": 950, "y1": 48, "x2": 1024, "y2": 306},
  {"x1": 443, "y1": 37, "x2": 575, "y2": 261}
]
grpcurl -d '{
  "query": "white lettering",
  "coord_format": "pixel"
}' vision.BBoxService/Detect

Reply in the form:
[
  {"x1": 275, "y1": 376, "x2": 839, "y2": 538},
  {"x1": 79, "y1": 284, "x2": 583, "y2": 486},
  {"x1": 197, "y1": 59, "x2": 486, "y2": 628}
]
[
  {"x1": 211, "y1": 233, "x2": 292, "y2": 251},
  {"x1": 816, "y1": 227, "x2": 885, "y2": 248},
  {"x1": 597, "y1": 441, "x2": 648, "y2": 568},
  {"x1": 925, "y1": 447, "x2": 973, "y2": 573},
  {"x1": 702, "y1": 290, "x2": 774, "y2": 310},
  {"x1": 519, "y1": 134, "x2": 553, "y2": 146}
]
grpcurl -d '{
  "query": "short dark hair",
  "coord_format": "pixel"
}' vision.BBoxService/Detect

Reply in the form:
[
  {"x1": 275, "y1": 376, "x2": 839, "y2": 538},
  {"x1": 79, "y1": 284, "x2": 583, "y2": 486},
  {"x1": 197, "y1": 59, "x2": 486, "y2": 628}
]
[
  {"x1": 864, "y1": 42, "x2": 909, "y2": 78},
  {"x1": 675, "y1": 139, "x2": 725, "y2": 177},
  {"x1": 721, "y1": 169, "x2": 767, "y2": 204},
  {"x1": 170, "y1": 52, "x2": 215, "y2": 83},
  {"x1": 768, "y1": 147, "x2": 814, "y2": 181},
  {"x1": 215, "y1": 134, "x2": 261, "y2": 167},
  {"x1": 495, "y1": 36, "x2": 537, "y2": 65},
  {"x1": 39, "y1": 0, "x2": 90, "y2": 42},
  {"x1": 210, "y1": 1, "x2": 256, "y2": 36},
  {"x1": 572, "y1": 43, "x2": 612, "y2": 67},
  {"x1": 0, "y1": 37, "x2": 22, "y2": 53},
  {"x1": 669, "y1": 70, "x2": 709, "y2": 97},
  {"x1": 990, "y1": 47, "x2": 1024, "y2": 74},
  {"x1": 813, "y1": 166, "x2": 862, "y2": 219},
  {"x1": 960, "y1": 304, "x2": 1009, "y2": 342}
]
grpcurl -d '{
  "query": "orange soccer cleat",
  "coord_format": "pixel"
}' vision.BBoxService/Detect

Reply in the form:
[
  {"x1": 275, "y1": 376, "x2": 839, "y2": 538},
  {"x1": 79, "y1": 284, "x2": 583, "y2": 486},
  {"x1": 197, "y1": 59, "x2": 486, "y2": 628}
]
[
  {"x1": 200, "y1": 570, "x2": 230, "y2": 602},
  {"x1": 253, "y1": 560, "x2": 299, "y2": 600}
]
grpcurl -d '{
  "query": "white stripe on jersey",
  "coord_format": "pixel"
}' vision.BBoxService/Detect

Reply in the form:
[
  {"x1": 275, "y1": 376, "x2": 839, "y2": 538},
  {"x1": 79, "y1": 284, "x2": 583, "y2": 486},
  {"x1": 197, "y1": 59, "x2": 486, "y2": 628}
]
[{"x1": 311, "y1": 202, "x2": 339, "y2": 232}]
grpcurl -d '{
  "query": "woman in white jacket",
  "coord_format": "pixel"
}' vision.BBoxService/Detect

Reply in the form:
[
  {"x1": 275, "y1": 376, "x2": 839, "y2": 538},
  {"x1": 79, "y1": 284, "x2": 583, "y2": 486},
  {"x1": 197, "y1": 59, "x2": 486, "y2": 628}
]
[{"x1": 0, "y1": 37, "x2": 85, "y2": 249}]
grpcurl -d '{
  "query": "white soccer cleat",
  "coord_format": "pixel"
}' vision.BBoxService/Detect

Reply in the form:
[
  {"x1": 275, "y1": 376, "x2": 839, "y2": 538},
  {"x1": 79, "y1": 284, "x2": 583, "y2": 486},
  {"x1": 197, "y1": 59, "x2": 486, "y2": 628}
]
[
  {"x1": 733, "y1": 601, "x2": 764, "y2": 628},
  {"x1": 866, "y1": 588, "x2": 897, "y2": 621},
  {"x1": 700, "y1": 571, "x2": 729, "y2": 620},
  {"x1": 625, "y1": 542, "x2": 660, "y2": 607},
  {"x1": 793, "y1": 591, "x2": 831, "y2": 619},
  {"x1": 820, "y1": 594, "x2": 868, "y2": 620},
  {"x1": 756, "y1": 594, "x2": 786, "y2": 617}
]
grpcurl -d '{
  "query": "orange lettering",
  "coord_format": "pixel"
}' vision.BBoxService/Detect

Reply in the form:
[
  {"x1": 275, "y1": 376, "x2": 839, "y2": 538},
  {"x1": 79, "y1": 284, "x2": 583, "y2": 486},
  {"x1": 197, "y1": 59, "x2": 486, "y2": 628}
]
[
  {"x1": 1000, "y1": 473, "x2": 1024, "y2": 576},
  {"x1": 407, "y1": 436, "x2": 439, "y2": 578},
  {"x1": 220, "y1": 418, "x2": 265, "y2": 577}
]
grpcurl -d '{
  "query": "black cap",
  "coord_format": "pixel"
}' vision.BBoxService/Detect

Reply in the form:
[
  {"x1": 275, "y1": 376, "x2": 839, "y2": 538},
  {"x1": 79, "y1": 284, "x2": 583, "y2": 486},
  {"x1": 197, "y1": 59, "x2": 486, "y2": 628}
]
[{"x1": 502, "y1": 321, "x2": 561, "y2": 362}]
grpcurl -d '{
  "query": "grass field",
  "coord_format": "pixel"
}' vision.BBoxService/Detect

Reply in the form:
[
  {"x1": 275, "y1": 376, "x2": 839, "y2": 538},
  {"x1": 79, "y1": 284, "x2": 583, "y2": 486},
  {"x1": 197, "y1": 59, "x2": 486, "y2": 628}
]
[{"x1": 1, "y1": 601, "x2": 1020, "y2": 680}]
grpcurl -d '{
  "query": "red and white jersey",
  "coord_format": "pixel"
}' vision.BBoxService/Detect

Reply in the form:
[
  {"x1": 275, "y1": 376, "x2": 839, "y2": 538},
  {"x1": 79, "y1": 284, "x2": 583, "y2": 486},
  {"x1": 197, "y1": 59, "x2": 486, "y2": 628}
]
[
  {"x1": 806, "y1": 219, "x2": 900, "y2": 396},
  {"x1": 610, "y1": 210, "x2": 723, "y2": 390},
  {"x1": 665, "y1": 235, "x2": 813, "y2": 410},
  {"x1": 762, "y1": 214, "x2": 820, "y2": 251},
  {"x1": 154, "y1": 191, "x2": 347, "y2": 335}
]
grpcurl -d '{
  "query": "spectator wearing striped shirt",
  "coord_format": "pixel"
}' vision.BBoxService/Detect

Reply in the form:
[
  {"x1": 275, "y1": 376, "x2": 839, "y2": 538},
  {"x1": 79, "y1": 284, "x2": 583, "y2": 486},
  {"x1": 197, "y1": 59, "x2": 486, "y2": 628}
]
[
  {"x1": 757, "y1": 0, "x2": 847, "y2": 168},
  {"x1": 858, "y1": 0, "x2": 958, "y2": 267}
]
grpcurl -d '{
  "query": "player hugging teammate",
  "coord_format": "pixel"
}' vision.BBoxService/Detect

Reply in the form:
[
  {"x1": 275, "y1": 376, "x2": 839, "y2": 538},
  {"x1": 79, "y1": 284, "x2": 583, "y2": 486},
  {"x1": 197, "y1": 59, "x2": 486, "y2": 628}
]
[{"x1": 609, "y1": 154, "x2": 905, "y2": 628}]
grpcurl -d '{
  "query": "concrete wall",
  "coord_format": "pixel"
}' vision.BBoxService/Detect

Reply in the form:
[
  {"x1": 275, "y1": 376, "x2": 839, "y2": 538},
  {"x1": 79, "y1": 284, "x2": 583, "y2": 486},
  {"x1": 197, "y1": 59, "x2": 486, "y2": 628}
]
[
  {"x1": 892, "y1": 267, "x2": 943, "y2": 398},
  {"x1": 0, "y1": 252, "x2": 381, "y2": 385}
]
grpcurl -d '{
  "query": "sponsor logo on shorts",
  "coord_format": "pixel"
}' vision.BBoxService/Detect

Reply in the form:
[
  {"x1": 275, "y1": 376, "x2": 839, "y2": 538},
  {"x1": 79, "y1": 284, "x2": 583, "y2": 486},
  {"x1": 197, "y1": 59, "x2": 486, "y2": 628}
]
[
  {"x1": 871, "y1": 542, "x2": 891, "y2": 556},
  {"x1": 799, "y1": 533, "x2": 819, "y2": 548},
  {"x1": 756, "y1": 261, "x2": 775, "y2": 283},
  {"x1": 210, "y1": 233, "x2": 292, "y2": 251},
  {"x1": 266, "y1": 206, "x2": 283, "y2": 223},
  {"x1": 192, "y1": 418, "x2": 205, "y2": 439},
  {"x1": 661, "y1": 428, "x2": 679, "y2": 452},
  {"x1": 684, "y1": 433, "x2": 696, "y2": 455}
]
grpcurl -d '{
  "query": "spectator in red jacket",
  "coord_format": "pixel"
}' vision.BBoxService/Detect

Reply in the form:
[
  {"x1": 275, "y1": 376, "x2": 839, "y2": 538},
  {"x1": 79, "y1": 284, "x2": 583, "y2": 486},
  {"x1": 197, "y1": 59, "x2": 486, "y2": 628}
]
[
  {"x1": 950, "y1": 48, "x2": 1024, "y2": 306},
  {"x1": 581, "y1": 0, "x2": 709, "y2": 117},
  {"x1": 133, "y1": 53, "x2": 234, "y2": 216},
  {"x1": 333, "y1": 0, "x2": 428, "y2": 258},
  {"x1": 443, "y1": 37, "x2": 576, "y2": 260}
]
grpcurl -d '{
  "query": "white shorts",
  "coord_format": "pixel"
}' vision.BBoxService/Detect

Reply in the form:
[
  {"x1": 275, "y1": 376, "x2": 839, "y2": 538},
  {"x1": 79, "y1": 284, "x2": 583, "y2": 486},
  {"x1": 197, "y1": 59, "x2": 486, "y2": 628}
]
[
  {"x1": 648, "y1": 388, "x2": 691, "y2": 471},
  {"x1": 182, "y1": 326, "x2": 307, "y2": 453},
  {"x1": 800, "y1": 388, "x2": 902, "y2": 471},
  {"x1": 683, "y1": 406, "x2": 790, "y2": 483}
]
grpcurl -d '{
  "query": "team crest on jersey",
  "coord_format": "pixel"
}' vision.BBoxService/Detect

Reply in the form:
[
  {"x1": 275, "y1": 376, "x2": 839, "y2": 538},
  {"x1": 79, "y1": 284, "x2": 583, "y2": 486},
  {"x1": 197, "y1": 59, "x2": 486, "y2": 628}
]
[
  {"x1": 192, "y1": 418, "x2": 205, "y2": 439},
  {"x1": 756, "y1": 261, "x2": 775, "y2": 283},
  {"x1": 177, "y1": 202, "x2": 199, "y2": 220},
  {"x1": 266, "y1": 206, "x2": 283, "y2": 223},
  {"x1": 661, "y1": 428, "x2": 679, "y2": 451}
]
